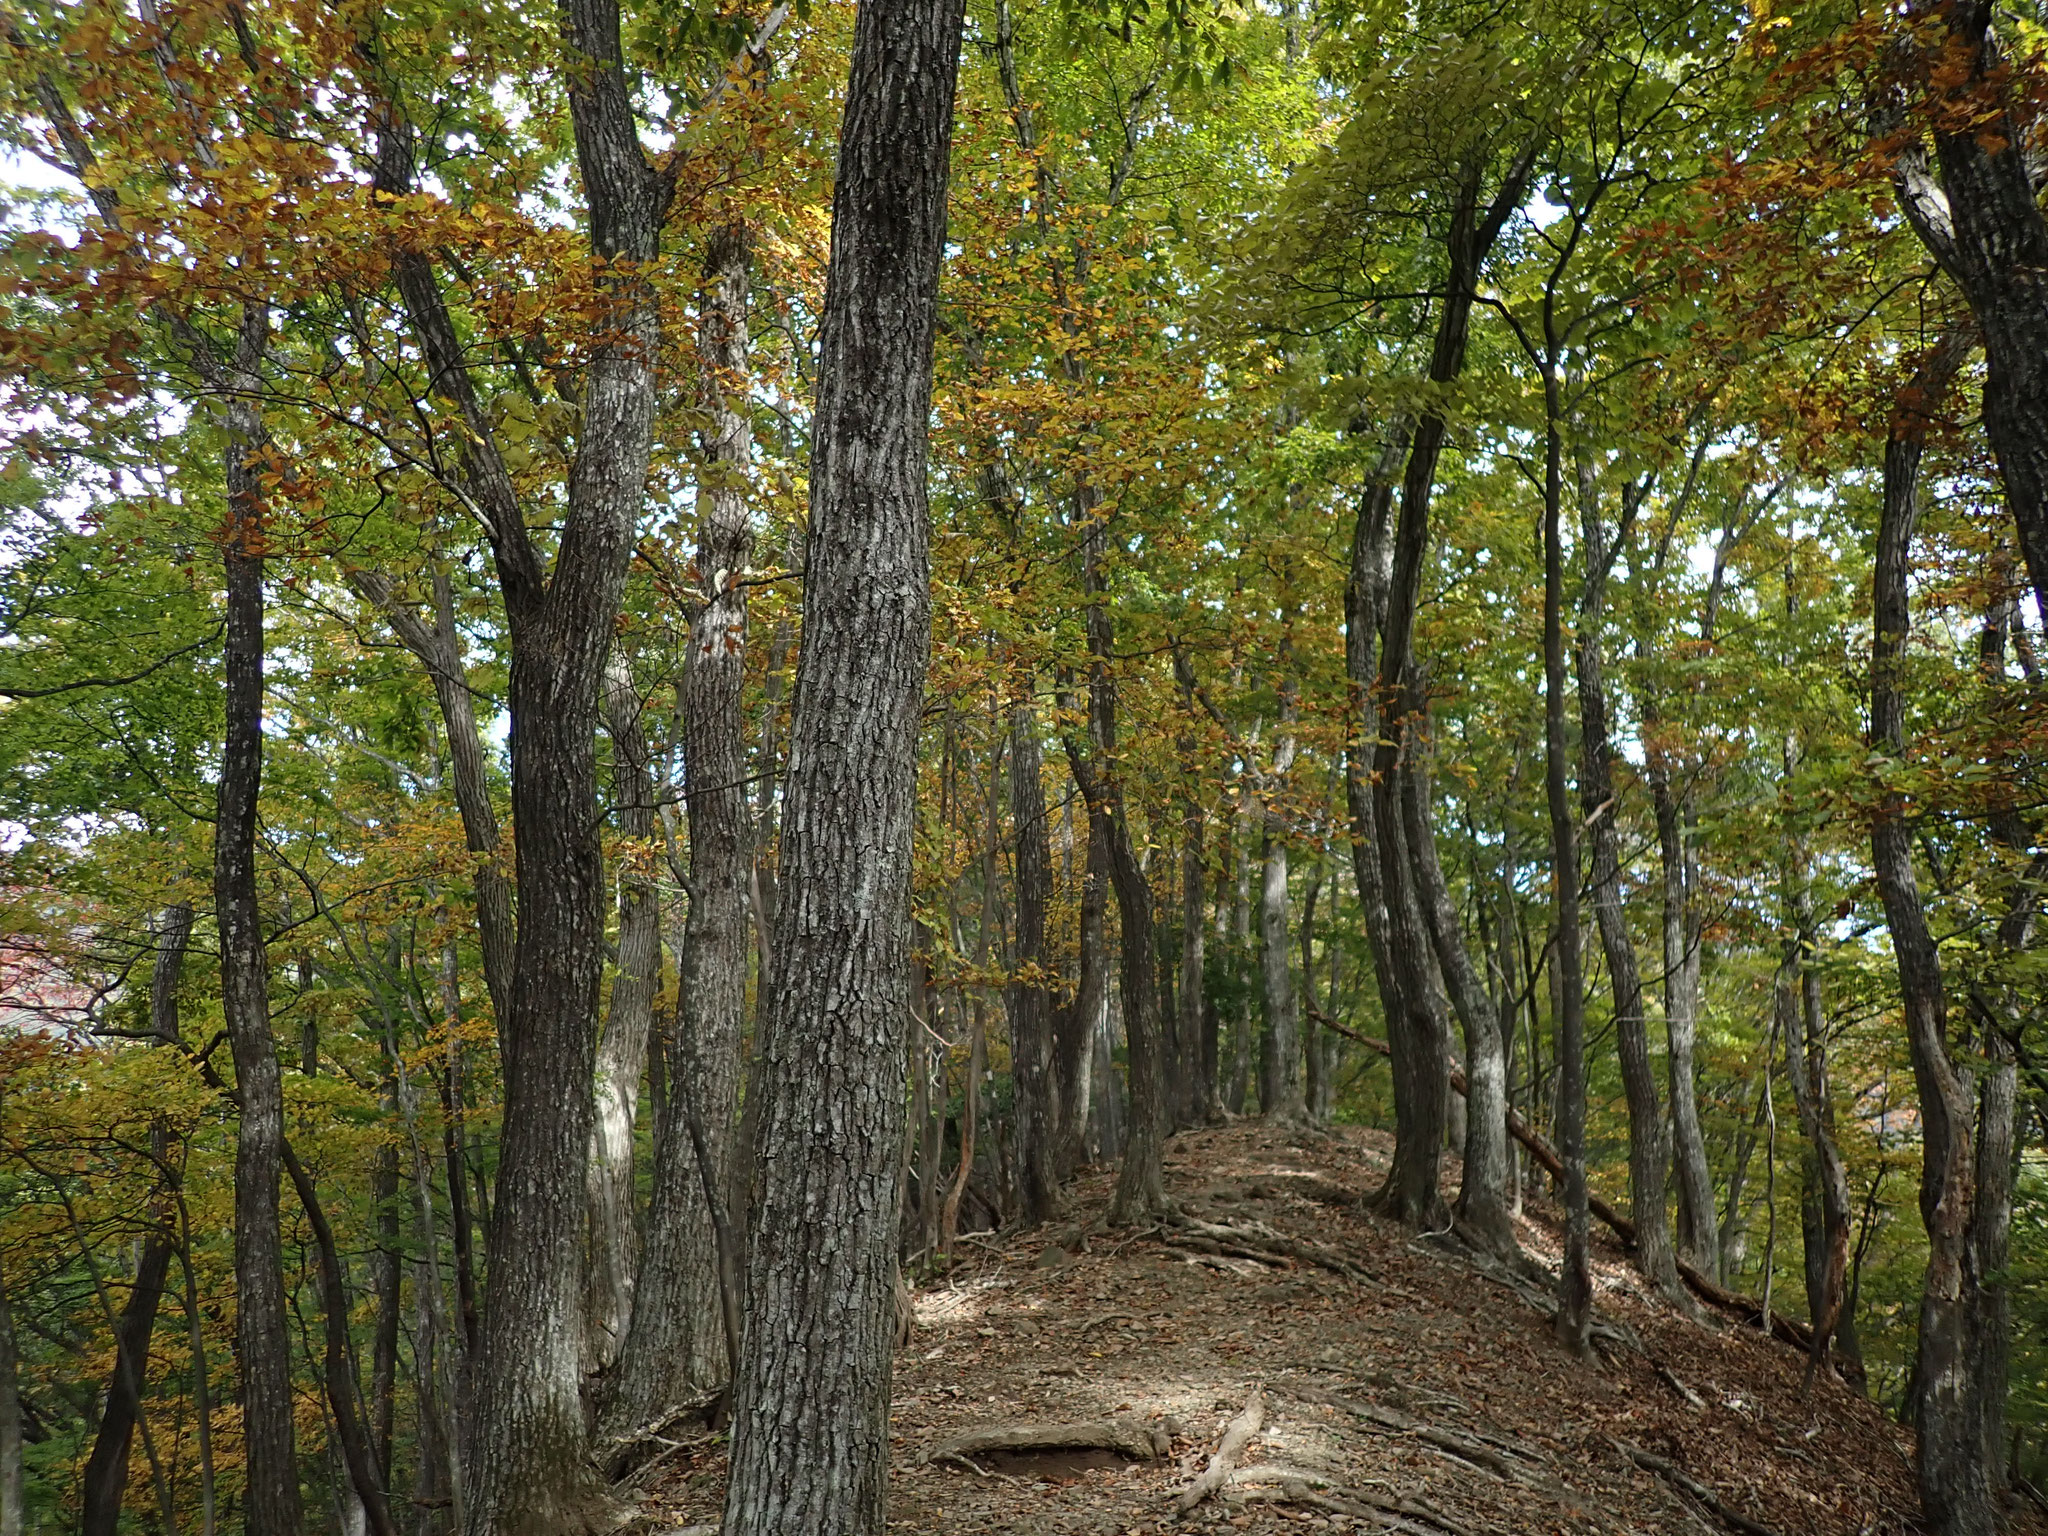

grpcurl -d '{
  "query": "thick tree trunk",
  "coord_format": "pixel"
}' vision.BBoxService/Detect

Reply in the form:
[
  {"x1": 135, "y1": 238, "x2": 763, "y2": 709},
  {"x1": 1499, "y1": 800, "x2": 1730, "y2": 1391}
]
[
  {"x1": 720, "y1": 0, "x2": 961, "y2": 1522},
  {"x1": 1891, "y1": 3, "x2": 2048, "y2": 620},
  {"x1": 215, "y1": 395, "x2": 305, "y2": 1536},
  {"x1": 584, "y1": 661, "x2": 662, "y2": 1382},
  {"x1": 1871, "y1": 332, "x2": 2013, "y2": 1536},
  {"x1": 1574, "y1": 496, "x2": 1684, "y2": 1306},
  {"x1": 1008, "y1": 701, "x2": 1061, "y2": 1224}
]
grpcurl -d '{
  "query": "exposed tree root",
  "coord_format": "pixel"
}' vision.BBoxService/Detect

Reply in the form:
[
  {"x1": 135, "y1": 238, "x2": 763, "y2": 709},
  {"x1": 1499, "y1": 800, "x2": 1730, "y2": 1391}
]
[
  {"x1": 599, "y1": 1392, "x2": 724, "y2": 1483},
  {"x1": 923, "y1": 1416, "x2": 1167, "y2": 1466},
  {"x1": 1276, "y1": 1381, "x2": 1572, "y2": 1499},
  {"x1": 1170, "y1": 1390, "x2": 1263, "y2": 1515},
  {"x1": 1613, "y1": 1438, "x2": 1784, "y2": 1536},
  {"x1": 1228, "y1": 1468, "x2": 1473, "y2": 1536},
  {"x1": 1162, "y1": 1213, "x2": 1380, "y2": 1283}
]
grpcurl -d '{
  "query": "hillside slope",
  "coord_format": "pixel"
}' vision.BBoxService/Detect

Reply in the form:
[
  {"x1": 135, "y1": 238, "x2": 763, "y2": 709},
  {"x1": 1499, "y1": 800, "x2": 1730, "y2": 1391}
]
[{"x1": 626, "y1": 1124, "x2": 2041, "y2": 1536}]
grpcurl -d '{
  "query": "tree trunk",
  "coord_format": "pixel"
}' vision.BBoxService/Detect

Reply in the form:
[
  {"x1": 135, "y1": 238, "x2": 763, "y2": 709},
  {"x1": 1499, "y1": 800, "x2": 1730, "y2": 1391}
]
[
  {"x1": 1257, "y1": 816, "x2": 1304, "y2": 1123},
  {"x1": 1647, "y1": 735, "x2": 1717, "y2": 1280},
  {"x1": 720, "y1": 0, "x2": 962, "y2": 1521},
  {"x1": 610, "y1": 290, "x2": 762, "y2": 1412},
  {"x1": 215, "y1": 392, "x2": 305, "y2": 1536},
  {"x1": 1402, "y1": 750, "x2": 1515, "y2": 1253},
  {"x1": 1890, "y1": 3, "x2": 2048, "y2": 621},
  {"x1": 1574, "y1": 488, "x2": 1684, "y2": 1306},
  {"x1": 1008, "y1": 701, "x2": 1061, "y2": 1225},
  {"x1": 1182, "y1": 816, "x2": 1211, "y2": 1128},
  {"x1": 1870, "y1": 331, "x2": 2012, "y2": 1536},
  {"x1": 79, "y1": 1234, "x2": 173, "y2": 1536},
  {"x1": 282, "y1": 1148, "x2": 403, "y2": 1536},
  {"x1": 1359, "y1": 150, "x2": 1531, "y2": 1229},
  {"x1": 351, "y1": 564, "x2": 516, "y2": 1033},
  {"x1": 1061, "y1": 801, "x2": 1110, "y2": 1167},
  {"x1": 1539, "y1": 377, "x2": 1592, "y2": 1357},
  {"x1": 1780, "y1": 956, "x2": 1851, "y2": 1387},
  {"x1": 584, "y1": 661, "x2": 662, "y2": 1381}
]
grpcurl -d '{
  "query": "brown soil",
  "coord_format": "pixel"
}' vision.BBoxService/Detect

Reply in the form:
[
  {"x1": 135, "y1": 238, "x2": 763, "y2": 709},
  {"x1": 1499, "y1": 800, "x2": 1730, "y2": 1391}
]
[{"x1": 623, "y1": 1123, "x2": 2045, "y2": 1535}]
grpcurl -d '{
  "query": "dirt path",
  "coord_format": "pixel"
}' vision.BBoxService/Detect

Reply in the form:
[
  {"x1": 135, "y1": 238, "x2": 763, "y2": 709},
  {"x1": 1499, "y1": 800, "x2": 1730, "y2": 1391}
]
[{"x1": 625, "y1": 1124, "x2": 2033, "y2": 1536}]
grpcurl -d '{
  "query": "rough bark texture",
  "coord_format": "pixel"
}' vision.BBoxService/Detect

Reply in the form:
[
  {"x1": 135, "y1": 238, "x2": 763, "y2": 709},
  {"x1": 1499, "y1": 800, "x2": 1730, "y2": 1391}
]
[
  {"x1": 719, "y1": 0, "x2": 962, "y2": 1522},
  {"x1": 215, "y1": 388, "x2": 305, "y2": 1536},
  {"x1": 1574, "y1": 494, "x2": 1683, "y2": 1306},
  {"x1": 608, "y1": 222, "x2": 759, "y2": 1432},
  {"x1": 1870, "y1": 332, "x2": 2013, "y2": 1536},
  {"x1": 1008, "y1": 702, "x2": 1061, "y2": 1224},
  {"x1": 584, "y1": 662, "x2": 662, "y2": 1382},
  {"x1": 1889, "y1": 2, "x2": 2048, "y2": 620},
  {"x1": 376, "y1": 0, "x2": 679, "y2": 1522}
]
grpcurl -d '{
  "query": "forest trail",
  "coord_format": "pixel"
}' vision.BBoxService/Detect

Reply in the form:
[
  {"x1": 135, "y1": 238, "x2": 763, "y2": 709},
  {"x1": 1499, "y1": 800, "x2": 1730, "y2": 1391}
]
[{"x1": 626, "y1": 1124, "x2": 2019, "y2": 1536}]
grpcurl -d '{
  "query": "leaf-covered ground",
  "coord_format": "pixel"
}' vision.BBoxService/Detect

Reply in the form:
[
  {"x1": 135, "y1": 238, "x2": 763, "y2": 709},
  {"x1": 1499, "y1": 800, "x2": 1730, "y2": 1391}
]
[{"x1": 625, "y1": 1124, "x2": 2042, "y2": 1536}]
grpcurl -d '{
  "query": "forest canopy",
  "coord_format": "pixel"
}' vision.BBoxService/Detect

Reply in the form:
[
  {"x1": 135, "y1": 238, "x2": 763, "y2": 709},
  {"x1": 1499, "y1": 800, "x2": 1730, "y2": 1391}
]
[{"x1": 0, "y1": 0, "x2": 2043, "y2": 1533}]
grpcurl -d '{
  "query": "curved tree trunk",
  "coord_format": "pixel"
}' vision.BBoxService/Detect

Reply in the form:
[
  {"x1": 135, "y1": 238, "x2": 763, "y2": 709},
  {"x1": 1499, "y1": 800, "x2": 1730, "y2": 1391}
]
[
  {"x1": 720, "y1": 0, "x2": 962, "y2": 1522},
  {"x1": 1870, "y1": 331, "x2": 2013, "y2": 1536},
  {"x1": 1402, "y1": 751, "x2": 1515, "y2": 1254}
]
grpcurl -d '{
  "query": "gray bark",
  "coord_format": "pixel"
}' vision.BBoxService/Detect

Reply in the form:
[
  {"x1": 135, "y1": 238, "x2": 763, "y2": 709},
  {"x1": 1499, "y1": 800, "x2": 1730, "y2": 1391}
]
[
  {"x1": 1574, "y1": 487, "x2": 1684, "y2": 1305},
  {"x1": 1870, "y1": 332, "x2": 2013, "y2": 1536},
  {"x1": 719, "y1": 0, "x2": 962, "y2": 1521},
  {"x1": 1008, "y1": 702, "x2": 1061, "y2": 1224},
  {"x1": 583, "y1": 661, "x2": 662, "y2": 1381},
  {"x1": 1256, "y1": 682, "x2": 1305, "y2": 1123}
]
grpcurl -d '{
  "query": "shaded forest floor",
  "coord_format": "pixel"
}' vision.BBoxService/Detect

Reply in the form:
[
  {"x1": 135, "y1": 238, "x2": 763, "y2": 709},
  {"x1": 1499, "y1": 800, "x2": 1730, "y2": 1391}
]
[{"x1": 623, "y1": 1123, "x2": 2041, "y2": 1536}]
